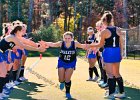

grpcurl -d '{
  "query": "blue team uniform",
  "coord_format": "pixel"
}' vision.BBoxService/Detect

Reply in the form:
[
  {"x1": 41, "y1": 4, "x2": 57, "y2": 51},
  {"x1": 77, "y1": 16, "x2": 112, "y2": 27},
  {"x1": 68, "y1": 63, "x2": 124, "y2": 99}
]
[
  {"x1": 0, "y1": 38, "x2": 16, "y2": 63},
  {"x1": 57, "y1": 41, "x2": 77, "y2": 69},
  {"x1": 86, "y1": 34, "x2": 96, "y2": 59},
  {"x1": 102, "y1": 26, "x2": 121, "y2": 63},
  {"x1": 14, "y1": 33, "x2": 29, "y2": 59}
]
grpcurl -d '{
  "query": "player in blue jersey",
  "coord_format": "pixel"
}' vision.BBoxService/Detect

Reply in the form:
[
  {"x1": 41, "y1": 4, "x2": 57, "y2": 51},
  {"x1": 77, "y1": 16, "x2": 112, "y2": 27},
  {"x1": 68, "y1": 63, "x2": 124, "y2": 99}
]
[
  {"x1": 40, "y1": 31, "x2": 87, "y2": 99},
  {"x1": 95, "y1": 21, "x2": 108, "y2": 88},
  {"x1": 0, "y1": 24, "x2": 45, "y2": 99},
  {"x1": 89, "y1": 11, "x2": 125, "y2": 99},
  {"x1": 86, "y1": 27, "x2": 99, "y2": 81}
]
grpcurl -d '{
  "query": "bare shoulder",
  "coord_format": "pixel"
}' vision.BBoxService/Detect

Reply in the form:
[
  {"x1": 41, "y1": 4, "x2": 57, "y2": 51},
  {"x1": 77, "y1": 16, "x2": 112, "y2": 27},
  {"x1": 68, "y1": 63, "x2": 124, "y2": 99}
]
[
  {"x1": 5, "y1": 35, "x2": 15, "y2": 42},
  {"x1": 100, "y1": 29, "x2": 108, "y2": 36}
]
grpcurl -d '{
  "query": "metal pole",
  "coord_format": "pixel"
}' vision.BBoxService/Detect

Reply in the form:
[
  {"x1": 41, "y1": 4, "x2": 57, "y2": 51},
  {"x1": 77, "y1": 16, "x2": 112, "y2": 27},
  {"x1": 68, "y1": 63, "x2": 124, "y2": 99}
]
[{"x1": 123, "y1": 0, "x2": 129, "y2": 58}]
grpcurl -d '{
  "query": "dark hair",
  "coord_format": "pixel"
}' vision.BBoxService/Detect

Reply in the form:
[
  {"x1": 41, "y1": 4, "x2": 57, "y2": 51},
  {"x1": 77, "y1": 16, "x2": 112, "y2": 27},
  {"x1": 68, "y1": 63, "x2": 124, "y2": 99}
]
[
  {"x1": 5, "y1": 27, "x2": 9, "y2": 34},
  {"x1": 10, "y1": 26, "x2": 22, "y2": 35},
  {"x1": 101, "y1": 11, "x2": 113, "y2": 25}
]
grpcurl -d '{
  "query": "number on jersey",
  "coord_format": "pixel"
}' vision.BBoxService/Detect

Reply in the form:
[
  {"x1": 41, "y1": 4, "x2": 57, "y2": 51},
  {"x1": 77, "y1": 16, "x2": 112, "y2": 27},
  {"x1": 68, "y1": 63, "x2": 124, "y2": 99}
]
[
  {"x1": 64, "y1": 55, "x2": 71, "y2": 61},
  {"x1": 113, "y1": 37, "x2": 116, "y2": 47}
]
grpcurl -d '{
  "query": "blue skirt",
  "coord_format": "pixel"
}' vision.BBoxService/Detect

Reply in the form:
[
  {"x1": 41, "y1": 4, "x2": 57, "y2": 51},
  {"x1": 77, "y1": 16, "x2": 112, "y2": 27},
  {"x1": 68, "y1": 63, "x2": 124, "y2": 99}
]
[
  {"x1": 14, "y1": 49, "x2": 23, "y2": 59},
  {"x1": 87, "y1": 51, "x2": 96, "y2": 59},
  {"x1": 4, "y1": 50, "x2": 15, "y2": 64},
  {"x1": 0, "y1": 52, "x2": 4, "y2": 62},
  {"x1": 103, "y1": 47, "x2": 121, "y2": 63},
  {"x1": 23, "y1": 49, "x2": 28, "y2": 56},
  {"x1": 57, "y1": 58, "x2": 77, "y2": 69}
]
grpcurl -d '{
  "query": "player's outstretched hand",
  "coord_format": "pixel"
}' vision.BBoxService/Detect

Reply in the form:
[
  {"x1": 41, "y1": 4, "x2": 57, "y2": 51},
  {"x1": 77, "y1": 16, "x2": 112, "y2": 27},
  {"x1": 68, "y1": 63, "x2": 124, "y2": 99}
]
[{"x1": 38, "y1": 46, "x2": 46, "y2": 52}]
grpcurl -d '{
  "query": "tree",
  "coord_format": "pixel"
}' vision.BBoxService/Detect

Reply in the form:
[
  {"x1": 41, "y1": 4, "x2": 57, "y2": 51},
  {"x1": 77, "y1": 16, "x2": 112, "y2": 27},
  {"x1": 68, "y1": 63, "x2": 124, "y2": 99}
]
[
  {"x1": 27, "y1": 0, "x2": 34, "y2": 33},
  {"x1": 0, "y1": 0, "x2": 3, "y2": 35}
]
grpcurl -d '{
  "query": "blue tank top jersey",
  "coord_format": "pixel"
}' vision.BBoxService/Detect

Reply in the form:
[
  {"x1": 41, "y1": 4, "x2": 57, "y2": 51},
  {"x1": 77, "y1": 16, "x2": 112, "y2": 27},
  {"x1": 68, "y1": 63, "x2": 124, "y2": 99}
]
[
  {"x1": 59, "y1": 41, "x2": 76, "y2": 63},
  {"x1": 104, "y1": 27, "x2": 120, "y2": 48},
  {"x1": 0, "y1": 38, "x2": 15, "y2": 52},
  {"x1": 86, "y1": 34, "x2": 96, "y2": 44}
]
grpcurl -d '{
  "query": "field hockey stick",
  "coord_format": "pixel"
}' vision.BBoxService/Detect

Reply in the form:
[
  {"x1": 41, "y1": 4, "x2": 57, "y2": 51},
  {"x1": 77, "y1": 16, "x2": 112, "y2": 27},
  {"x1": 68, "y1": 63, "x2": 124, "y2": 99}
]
[{"x1": 25, "y1": 54, "x2": 42, "y2": 75}]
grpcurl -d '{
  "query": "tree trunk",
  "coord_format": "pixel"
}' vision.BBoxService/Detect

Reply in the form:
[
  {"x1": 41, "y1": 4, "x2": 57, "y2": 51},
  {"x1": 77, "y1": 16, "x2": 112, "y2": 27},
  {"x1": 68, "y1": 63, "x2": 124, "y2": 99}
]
[
  {"x1": 74, "y1": 0, "x2": 77, "y2": 38},
  {"x1": 0, "y1": 0, "x2": 2, "y2": 35},
  {"x1": 27, "y1": 0, "x2": 34, "y2": 33},
  {"x1": 17, "y1": 0, "x2": 21, "y2": 19},
  {"x1": 123, "y1": 0, "x2": 129, "y2": 29},
  {"x1": 8, "y1": 0, "x2": 11, "y2": 21},
  {"x1": 64, "y1": 0, "x2": 68, "y2": 31}
]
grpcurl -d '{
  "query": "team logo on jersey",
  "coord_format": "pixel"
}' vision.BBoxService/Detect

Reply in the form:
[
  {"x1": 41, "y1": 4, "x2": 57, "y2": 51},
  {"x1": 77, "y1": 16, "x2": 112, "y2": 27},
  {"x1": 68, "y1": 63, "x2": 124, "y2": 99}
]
[{"x1": 9, "y1": 43, "x2": 15, "y2": 48}]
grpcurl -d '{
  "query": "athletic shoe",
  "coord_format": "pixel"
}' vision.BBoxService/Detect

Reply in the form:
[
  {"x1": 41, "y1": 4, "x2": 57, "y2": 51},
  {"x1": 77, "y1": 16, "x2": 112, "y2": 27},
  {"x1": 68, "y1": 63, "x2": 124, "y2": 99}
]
[
  {"x1": 98, "y1": 81, "x2": 104, "y2": 86},
  {"x1": 104, "y1": 93, "x2": 115, "y2": 100},
  {"x1": 19, "y1": 77, "x2": 28, "y2": 82},
  {"x1": 97, "y1": 79, "x2": 104, "y2": 83},
  {"x1": 0, "y1": 97, "x2": 3, "y2": 100},
  {"x1": 5, "y1": 82, "x2": 15, "y2": 89},
  {"x1": 100, "y1": 83, "x2": 108, "y2": 88},
  {"x1": 86, "y1": 78, "x2": 94, "y2": 81},
  {"x1": 59, "y1": 83, "x2": 65, "y2": 90},
  {"x1": 1, "y1": 93, "x2": 9, "y2": 98},
  {"x1": 2, "y1": 88, "x2": 10, "y2": 95},
  {"x1": 14, "y1": 80, "x2": 21, "y2": 85},
  {"x1": 92, "y1": 76, "x2": 99, "y2": 82},
  {"x1": 0, "y1": 94, "x2": 3, "y2": 100},
  {"x1": 17, "y1": 78, "x2": 23, "y2": 82},
  {"x1": 114, "y1": 92, "x2": 126, "y2": 99},
  {"x1": 66, "y1": 93, "x2": 72, "y2": 99}
]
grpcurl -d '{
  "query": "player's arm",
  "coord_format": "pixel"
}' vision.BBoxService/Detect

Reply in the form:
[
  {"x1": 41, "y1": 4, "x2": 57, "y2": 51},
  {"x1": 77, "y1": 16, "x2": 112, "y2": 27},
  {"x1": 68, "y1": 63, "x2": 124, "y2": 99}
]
[
  {"x1": 39, "y1": 40, "x2": 62, "y2": 48},
  {"x1": 90, "y1": 30, "x2": 106, "y2": 48},
  {"x1": 117, "y1": 28, "x2": 124, "y2": 57},
  {"x1": 75, "y1": 41, "x2": 87, "y2": 49},
  {"x1": 19, "y1": 37, "x2": 39, "y2": 48}
]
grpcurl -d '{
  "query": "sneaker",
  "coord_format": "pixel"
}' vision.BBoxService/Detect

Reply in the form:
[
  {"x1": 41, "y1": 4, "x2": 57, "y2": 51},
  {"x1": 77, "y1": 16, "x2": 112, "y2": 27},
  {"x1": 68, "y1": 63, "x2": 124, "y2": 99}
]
[
  {"x1": 98, "y1": 81, "x2": 104, "y2": 86},
  {"x1": 14, "y1": 80, "x2": 21, "y2": 85},
  {"x1": 97, "y1": 79, "x2": 103, "y2": 83},
  {"x1": 5, "y1": 82, "x2": 15, "y2": 89},
  {"x1": 92, "y1": 76, "x2": 99, "y2": 82},
  {"x1": 17, "y1": 79, "x2": 23, "y2": 82},
  {"x1": 86, "y1": 78, "x2": 93, "y2": 81},
  {"x1": 1, "y1": 93, "x2": 9, "y2": 98},
  {"x1": 114, "y1": 92, "x2": 126, "y2": 99},
  {"x1": 104, "y1": 93, "x2": 115, "y2": 99},
  {"x1": 59, "y1": 83, "x2": 65, "y2": 90},
  {"x1": 0, "y1": 94, "x2": 3, "y2": 100},
  {"x1": 66, "y1": 93, "x2": 72, "y2": 99},
  {"x1": 100, "y1": 83, "x2": 108, "y2": 88},
  {"x1": 19, "y1": 77, "x2": 28, "y2": 82},
  {"x1": 104, "y1": 90, "x2": 109, "y2": 96},
  {"x1": 2, "y1": 88, "x2": 10, "y2": 95}
]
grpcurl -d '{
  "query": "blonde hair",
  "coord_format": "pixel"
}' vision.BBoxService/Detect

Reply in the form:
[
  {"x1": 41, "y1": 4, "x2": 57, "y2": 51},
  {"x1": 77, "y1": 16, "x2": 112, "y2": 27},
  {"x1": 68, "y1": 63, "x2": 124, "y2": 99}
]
[{"x1": 96, "y1": 20, "x2": 103, "y2": 27}]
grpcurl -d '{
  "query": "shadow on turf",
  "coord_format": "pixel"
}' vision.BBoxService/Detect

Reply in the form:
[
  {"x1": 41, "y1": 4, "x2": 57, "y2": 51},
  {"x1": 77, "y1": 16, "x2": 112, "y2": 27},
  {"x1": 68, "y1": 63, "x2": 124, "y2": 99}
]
[
  {"x1": 7, "y1": 81, "x2": 47, "y2": 100},
  {"x1": 123, "y1": 86, "x2": 140, "y2": 100},
  {"x1": 6, "y1": 82, "x2": 140, "y2": 100}
]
